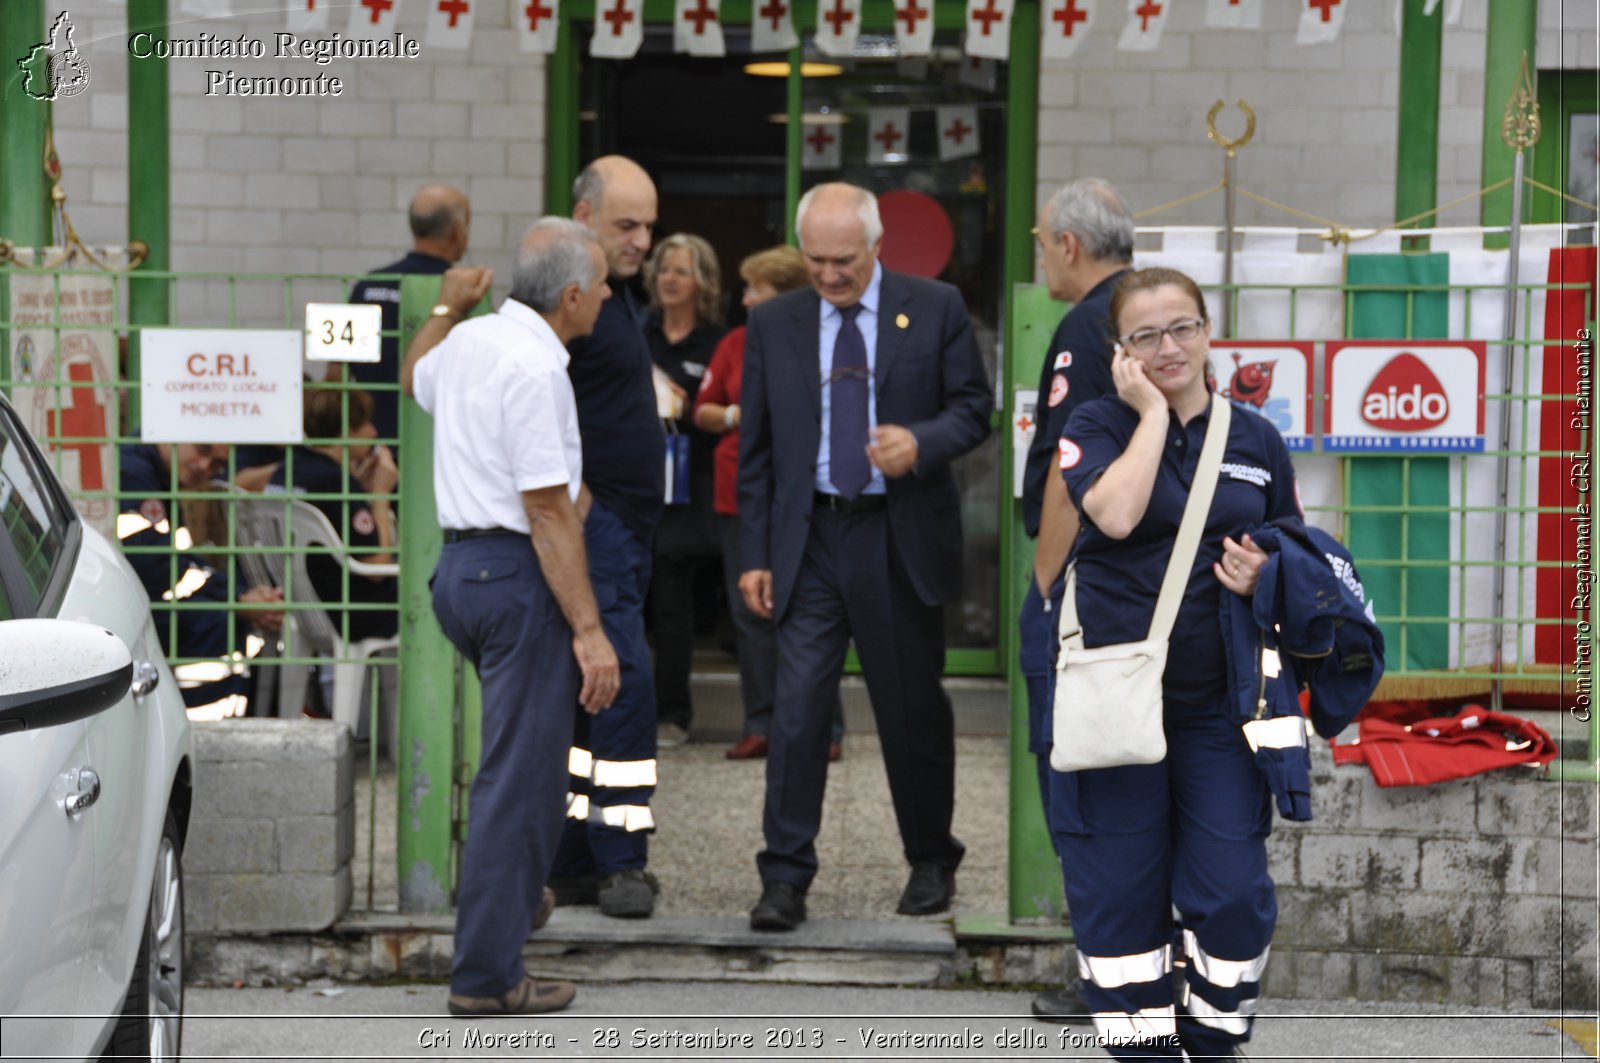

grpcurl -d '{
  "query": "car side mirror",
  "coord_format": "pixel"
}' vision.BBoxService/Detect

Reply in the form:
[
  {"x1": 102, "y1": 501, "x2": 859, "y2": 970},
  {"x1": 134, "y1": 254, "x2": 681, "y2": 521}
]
[{"x1": 0, "y1": 620, "x2": 135, "y2": 736}]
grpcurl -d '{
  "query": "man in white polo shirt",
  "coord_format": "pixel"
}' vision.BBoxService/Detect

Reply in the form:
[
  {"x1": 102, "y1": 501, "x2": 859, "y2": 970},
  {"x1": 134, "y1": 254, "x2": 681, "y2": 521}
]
[{"x1": 402, "y1": 217, "x2": 620, "y2": 1017}]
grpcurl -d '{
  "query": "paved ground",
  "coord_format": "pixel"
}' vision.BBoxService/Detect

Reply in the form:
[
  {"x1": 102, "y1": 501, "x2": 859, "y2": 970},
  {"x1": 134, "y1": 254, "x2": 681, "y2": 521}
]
[{"x1": 184, "y1": 981, "x2": 1597, "y2": 1061}]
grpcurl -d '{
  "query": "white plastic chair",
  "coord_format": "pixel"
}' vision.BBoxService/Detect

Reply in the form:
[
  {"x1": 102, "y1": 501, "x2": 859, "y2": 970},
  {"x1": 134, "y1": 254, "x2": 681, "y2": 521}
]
[{"x1": 232, "y1": 494, "x2": 400, "y2": 737}]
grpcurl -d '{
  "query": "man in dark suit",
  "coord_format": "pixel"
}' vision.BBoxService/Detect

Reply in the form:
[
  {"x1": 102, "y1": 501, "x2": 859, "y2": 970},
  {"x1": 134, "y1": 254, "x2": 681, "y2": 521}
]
[{"x1": 737, "y1": 182, "x2": 993, "y2": 930}]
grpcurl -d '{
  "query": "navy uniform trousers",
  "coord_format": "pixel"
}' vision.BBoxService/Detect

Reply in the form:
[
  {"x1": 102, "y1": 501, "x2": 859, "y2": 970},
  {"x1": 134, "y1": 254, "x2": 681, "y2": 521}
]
[
  {"x1": 1050, "y1": 698, "x2": 1276, "y2": 1061},
  {"x1": 432, "y1": 535, "x2": 576, "y2": 998},
  {"x1": 1018, "y1": 576, "x2": 1065, "y2": 851},
  {"x1": 552, "y1": 501, "x2": 657, "y2": 877},
  {"x1": 759, "y1": 504, "x2": 963, "y2": 888}
]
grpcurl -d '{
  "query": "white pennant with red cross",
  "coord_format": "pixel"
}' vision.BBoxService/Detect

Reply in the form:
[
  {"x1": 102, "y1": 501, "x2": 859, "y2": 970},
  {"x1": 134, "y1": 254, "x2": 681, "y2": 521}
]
[
  {"x1": 674, "y1": 0, "x2": 726, "y2": 56},
  {"x1": 180, "y1": 0, "x2": 233, "y2": 17},
  {"x1": 1204, "y1": 0, "x2": 1260, "y2": 29},
  {"x1": 287, "y1": 0, "x2": 329, "y2": 31},
  {"x1": 426, "y1": 0, "x2": 474, "y2": 49},
  {"x1": 347, "y1": 0, "x2": 403, "y2": 40},
  {"x1": 1116, "y1": 0, "x2": 1168, "y2": 51},
  {"x1": 958, "y1": 55, "x2": 996, "y2": 90},
  {"x1": 1394, "y1": 0, "x2": 1461, "y2": 34},
  {"x1": 814, "y1": 0, "x2": 863, "y2": 57},
  {"x1": 1041, "y1": 0, "x2": 1095, "y2": 59},
  {"x1": 866, "y1": 108, "x2": 911, "y2": 165},
  {"x1": 936, "y1": 104, "x2": 980, "y2": 162},
  {"x1": 517, "y1": 0, "x2": 560, "y2": 53},
  {"x1": 963, "y1": 0, "x2": 1012, "y2": 60},
  {"x1": 800, "y1": 121, "x2": 842, "y2": 171},
  {"x1": 591, "y1": 0, "x2": 645, "y2": 58},
  {"x1": 750, "y1": 0, "x2": 798, "y2": 53},
  {"x1": 891, "y1": 0, "x2": 935, "y2": 57},
  {"x1": 1295, "y1": 0, "x2": 1345, "y2": 44}
]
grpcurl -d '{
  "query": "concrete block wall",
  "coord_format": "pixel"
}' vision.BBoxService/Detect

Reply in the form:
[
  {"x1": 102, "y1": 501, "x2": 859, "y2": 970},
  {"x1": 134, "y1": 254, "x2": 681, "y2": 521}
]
[
  {"x1": 1262, "y1": 739, "x2": 1598, "y2": 1010},
  {"x1": 188, "y1": 718, "x2": 354, "y2": 934}
]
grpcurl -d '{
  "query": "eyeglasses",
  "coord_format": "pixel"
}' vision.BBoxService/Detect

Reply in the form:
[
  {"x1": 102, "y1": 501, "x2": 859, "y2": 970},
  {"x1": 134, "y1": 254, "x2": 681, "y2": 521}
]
[{"x1": 1119, "y1": 318, "x2": 1207, "y2": 353}]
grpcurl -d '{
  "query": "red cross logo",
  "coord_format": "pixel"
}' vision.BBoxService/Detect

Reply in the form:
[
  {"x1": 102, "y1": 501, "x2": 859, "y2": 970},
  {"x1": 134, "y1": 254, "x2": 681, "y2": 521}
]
[
  {"x1": 1016, "y1": 414, "x2": 1033, "y2": 432},
  {"x1": 944, "y1": 116, "x2": 973, "y2": 145},
  {"x1": 971, "y1": 0, "x2": 1005, "y2": 36},
  {"x1": 437, "y1": 0, "x2": 469, "y2": 26},
  {"x1": 806, "y1": 126, "x2": 836, "y2": 154},
  {"x1": 759, "y1": 0, "x2": 787, "y2": 31},
  {"x1": 46, "y1": 363, "x2": 107, "y2": 491},
  {"x1": 683, "y1": 0, "x2": 718, "y2": 34},
  {"x1": 304, "y1": 0, "x2": 316, "y2": 8},
  {"x1": 873, "y1": 121, "x2": 904, "y2": 153},
  {"x1": 824, "y1": 0, "x2": 854, "y2": 35},
  {"x1": 1308, "y1": 0, "x2": 1339, "y2": 21},
  {"x1": 523, "y1": 0, "x2": 553, "y2": 28},
  {"x1": 1135, "y1": 0, "x2": 1161, "y2": 30},
  {"x1": 895, "y1": 0, "x2": 928, "y2": 35},
  {"x1": 360, "y1": 0, "x2": 394, "y2": 23},
  {"x1": 603, "y1": 0, "x2": 635, "y2": 34},
  {"x1": 1051, "y1": 0, "x2": 1086, "y2": 35}
]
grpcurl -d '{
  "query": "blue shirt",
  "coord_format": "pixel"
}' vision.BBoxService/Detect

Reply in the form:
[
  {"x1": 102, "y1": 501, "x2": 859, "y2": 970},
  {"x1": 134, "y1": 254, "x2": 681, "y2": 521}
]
[
  {"x1": 816, "y1": 262, "x2": 886, "y2": 496},
  {"x1": 1060, "y1": 395, "x2": 1302, "y2": 703}
]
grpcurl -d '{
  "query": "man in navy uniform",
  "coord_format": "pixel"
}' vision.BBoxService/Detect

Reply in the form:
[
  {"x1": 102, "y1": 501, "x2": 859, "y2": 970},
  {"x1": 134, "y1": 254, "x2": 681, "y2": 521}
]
[
  {"x1": 1019, "y1": 176, "x2": 1134, "y2": 1021},
  {"x1": 738, "y1": 182, "x2": 992, "y2": 930}
]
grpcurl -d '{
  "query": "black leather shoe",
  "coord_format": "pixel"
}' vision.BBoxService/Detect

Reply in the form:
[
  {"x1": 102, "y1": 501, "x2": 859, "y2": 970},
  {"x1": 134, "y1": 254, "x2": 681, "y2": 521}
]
[
  {"x1": 1029, "y1": 982, "x2": 1089, "y2": 1024},
  {"x1": 750, "y1": 881, "x2": 807, "y2": 931},
  {"x1": 896, "y1": 861, "x2": 955, "y2": 915}
]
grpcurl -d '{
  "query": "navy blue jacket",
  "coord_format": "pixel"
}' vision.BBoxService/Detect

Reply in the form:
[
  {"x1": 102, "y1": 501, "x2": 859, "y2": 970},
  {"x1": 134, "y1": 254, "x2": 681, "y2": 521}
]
[{"x1": 348, "y1": 250, "x2": 452, "y2": 446}]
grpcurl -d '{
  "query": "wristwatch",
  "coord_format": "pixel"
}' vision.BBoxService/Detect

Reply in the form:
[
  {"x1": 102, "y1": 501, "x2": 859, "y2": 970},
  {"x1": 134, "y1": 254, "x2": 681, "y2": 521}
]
[{"x1": 430, "y1": 304, "x2": 461, "y2": 320}]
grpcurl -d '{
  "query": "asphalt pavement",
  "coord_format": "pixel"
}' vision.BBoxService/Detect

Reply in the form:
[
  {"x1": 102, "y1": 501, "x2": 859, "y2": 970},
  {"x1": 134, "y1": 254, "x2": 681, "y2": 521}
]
[{"x1": 182, "y1": 980, "x2": 1598, "y2": 1062}]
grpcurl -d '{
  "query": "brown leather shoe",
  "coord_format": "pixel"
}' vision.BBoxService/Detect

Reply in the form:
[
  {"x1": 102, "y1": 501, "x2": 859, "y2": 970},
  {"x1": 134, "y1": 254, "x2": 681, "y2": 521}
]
[
  {"x1": 726, "y1": 734, "x2": 769, "y2": 759},
  {"x1": 447, "y1": 975, "x2": 575, "y2": 1016},
  {"x1": 532, "y1": 886, "x2": 555, "y2": 931}
]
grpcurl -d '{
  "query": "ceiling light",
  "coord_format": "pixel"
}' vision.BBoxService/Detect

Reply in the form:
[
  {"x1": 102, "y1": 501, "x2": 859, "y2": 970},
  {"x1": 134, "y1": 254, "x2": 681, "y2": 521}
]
[{"x1": 743, "y1": 61, "x2": 844, "y2": 77}]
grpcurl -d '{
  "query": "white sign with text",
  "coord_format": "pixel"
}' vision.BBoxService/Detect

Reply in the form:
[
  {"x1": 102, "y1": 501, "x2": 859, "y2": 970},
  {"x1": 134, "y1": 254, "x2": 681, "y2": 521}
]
[
  {"x1": 304, "y1": 302, "x2": 381, "y2": 362},
  {"x1": 139, "y1": 329, "x2": 304, "y2": 444},
  {"x1": 1324, "y1": 340, "x2": 1486, "y2": 453}
]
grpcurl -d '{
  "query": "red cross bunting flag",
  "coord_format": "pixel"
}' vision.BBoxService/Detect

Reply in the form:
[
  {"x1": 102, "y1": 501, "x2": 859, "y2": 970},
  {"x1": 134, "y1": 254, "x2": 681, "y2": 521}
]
[
  {"x1": 959, "y1": 55, "x2": 997, "y2": 90},
  {"x1": 426, "y1": 0, "x2": 474, "y2": 49},
  {"x1": 866, "y1": 108, "x2": 912, "y2": 165},
  {"x1": 1204, "y1": 0, "x2": 1260, "y2": 30},
  {"x1": 936, "y1": 104, "x2": 980, "y2": 162},
  {"x1": 892, "y1": 0, "x2": 935, "y2": 57},
  {"x1": 801, "y1": 121, "x2": 842, "y2": 171},
  {"x1": 348, "y1": 0, "x2": 403, "y2": 40},
  {"x1": 964, "y1": 0, "x2": 1012, "y2": 59},
  {"x1": 814, "y1": 0, "x2": 863, "y2": 57},
  {"x1": 1117, "y1": 0, "x2": 1169, "y2": 51},
  {"x1": 1395, "y1": 0, "x2": 1461, "y2": 33},
  {"x1": 517, "y1": 0, "x2": 559, "y2": 53},
  {"x1": 751, "y1": 0, "x2": 798, "y2": 53},
  {"x1": 591, "y1": 0, "x2": 645, "y2": 58},
  {"x1": 180, "y1": 0, "x2": 233, "y2": 17},
  {"x1": 1041, "y1": 0, "x2": 1095, "y2": 59},
  {"x1": 1295, "y1": 0, "x2": 1345, "y2": 44},
  {"x1": 674, "y1": 0, "x2": 725, "y2": 56},
  {"x1": 287, "y1": 0, "x2": 329, "y2": 30}
]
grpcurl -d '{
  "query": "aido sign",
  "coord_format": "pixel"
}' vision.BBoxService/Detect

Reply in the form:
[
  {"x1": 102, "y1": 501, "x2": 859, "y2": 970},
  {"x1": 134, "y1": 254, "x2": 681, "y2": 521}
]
[
  {"x1": 1324, "y1": 341, "x2": 1486, "y2": 453},
  {"x1": 140, "y1": 329, "x2": 304, "y2": 444}
]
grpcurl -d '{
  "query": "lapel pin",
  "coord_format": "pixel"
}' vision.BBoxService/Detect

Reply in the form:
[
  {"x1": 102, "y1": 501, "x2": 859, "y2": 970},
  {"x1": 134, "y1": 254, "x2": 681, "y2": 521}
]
[{"x1": 896, "y1": 313, "x2": 910, "y2": 329}]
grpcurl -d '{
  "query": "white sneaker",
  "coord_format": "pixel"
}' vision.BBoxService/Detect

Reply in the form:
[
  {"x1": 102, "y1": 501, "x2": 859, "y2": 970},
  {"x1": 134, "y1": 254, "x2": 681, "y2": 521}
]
[{"x1": 658, "y1": 723, "x2": 689, "y2": 748}]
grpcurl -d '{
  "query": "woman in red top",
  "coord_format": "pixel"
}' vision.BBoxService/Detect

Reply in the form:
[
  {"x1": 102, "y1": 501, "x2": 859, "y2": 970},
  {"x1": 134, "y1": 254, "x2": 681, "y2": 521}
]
[{"x1": 694, "y1": 247, "x2": 843, "y2": 761}]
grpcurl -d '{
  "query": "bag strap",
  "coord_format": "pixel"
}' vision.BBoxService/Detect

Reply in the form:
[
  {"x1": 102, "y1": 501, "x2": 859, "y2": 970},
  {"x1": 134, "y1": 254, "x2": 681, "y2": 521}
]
[{"x1": 1058, "y1": 393, "x2": 1232, "y2": 651}]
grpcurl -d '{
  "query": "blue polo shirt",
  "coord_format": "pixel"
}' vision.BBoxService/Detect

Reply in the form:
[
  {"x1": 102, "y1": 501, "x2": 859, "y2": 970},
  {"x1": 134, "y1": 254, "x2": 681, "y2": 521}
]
[
  {"x1": 1059, "y1": 395, "x2": 1301, "y2": 703},
  {"x1": 1021, "y1": 269, "x2": 1126, "y2": 537},
  {"x1": 565, "y1": 286, "x2": 666, "y2": 544}
]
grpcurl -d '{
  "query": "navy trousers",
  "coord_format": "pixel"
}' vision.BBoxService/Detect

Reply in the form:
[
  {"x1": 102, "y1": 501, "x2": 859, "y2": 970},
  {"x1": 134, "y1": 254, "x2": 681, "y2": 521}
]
[
  {"x1": 1050, "y1": 698, "x2": 1276, "y2": 1061},
  {"x1": 552, "y1": 501, "x2": 657, "y2": 878},
  {"x1": 758, "y1": 505, "x2": 962, "y2": 889},
  {"x1": 1018, "y1": 575, "x2": 1063, "y2": 850},
  {"x1": 432, "y1": 535, "x2": 576, "y2": 998}
]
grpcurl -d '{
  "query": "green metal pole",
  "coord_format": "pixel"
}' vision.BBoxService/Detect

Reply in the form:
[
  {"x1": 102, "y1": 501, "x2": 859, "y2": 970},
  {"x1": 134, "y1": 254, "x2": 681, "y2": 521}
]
[
  {"x1": 0, "y1": 0, "x2": 53, "y2": 395},
  {"x1": 544, "y1": 11, "x2": 581, "y2": 216},
  {"x1": 1479, "y1": 0, "x2": 1537, "y2": 246},
  {"x1": 1394, "y1": 0, "x2": 1442, "y2": 236},
  {"x1": 784, "y1": 47, "x2": 801, "y2": 245},
  {"x1": 127, "y1": 0, "x2": 171, "y2": 431}
]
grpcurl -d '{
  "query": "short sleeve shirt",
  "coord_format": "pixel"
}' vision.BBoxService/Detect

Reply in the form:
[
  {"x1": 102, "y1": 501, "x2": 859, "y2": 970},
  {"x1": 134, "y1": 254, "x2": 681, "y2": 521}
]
[
  {"x1": 413, "y1": 298, "x2": 582, "y2": 532},
  {"x1": 1021, "y1": 269, "x2": 1126, "y2": 537},
  {"x1": 1059, "y1": 396, "x2": 1302, "y2": 703}
]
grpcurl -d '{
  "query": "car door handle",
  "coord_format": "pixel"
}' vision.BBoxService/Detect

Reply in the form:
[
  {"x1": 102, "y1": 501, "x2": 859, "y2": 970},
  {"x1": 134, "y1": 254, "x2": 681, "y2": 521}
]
[
  {"x1": 65, "y1": 768, "x2": 101, "y2": 817},
  {"x1": 132, "y1": 660, "x2": 160, "y2": 698}
]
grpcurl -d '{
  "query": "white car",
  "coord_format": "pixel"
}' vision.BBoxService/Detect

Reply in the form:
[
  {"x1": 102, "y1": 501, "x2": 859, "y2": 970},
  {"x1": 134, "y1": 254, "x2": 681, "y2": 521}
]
[{"x1": 0, "y1": 392, "x2": 192, "y2": 1061}]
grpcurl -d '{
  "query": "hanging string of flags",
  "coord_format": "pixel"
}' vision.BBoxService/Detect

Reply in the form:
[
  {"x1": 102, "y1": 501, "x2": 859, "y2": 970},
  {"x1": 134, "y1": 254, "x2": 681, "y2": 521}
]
[
  {"x1": 802, "y1": 102, "x2": 988, "y2": 170},
  {"x1": 264, "y1": 0, "x2": 1459, "y2": 61}
]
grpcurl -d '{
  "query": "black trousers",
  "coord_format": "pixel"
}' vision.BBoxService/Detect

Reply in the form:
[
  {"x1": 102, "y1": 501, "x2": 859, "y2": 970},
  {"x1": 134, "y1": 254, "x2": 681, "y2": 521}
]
[{"x1": 757, "y1": 504, "x2": 963, "y2": 888}]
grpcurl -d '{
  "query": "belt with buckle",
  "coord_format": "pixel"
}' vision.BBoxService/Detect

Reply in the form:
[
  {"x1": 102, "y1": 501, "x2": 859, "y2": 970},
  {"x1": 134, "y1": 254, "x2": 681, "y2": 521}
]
[
  {"x1": 442, "y1": 527, "x2": 525, "y2": 543},
  {"x1": 813, "y1": 491, "x2": 887, "y2": 514}
]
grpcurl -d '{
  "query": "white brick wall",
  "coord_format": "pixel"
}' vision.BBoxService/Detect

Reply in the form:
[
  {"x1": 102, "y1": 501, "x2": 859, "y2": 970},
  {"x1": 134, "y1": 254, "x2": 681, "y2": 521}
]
[{"x1": 34, "y1": 0, "x2": 1592, "y2": 319}]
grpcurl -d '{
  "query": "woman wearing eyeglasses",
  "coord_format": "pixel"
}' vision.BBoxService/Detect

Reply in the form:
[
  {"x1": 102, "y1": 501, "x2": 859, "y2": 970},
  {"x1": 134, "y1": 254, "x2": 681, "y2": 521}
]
[{"x1": 1050, "y1": 267, "x2": 1302, "y2": 1061}]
